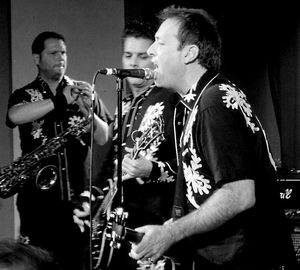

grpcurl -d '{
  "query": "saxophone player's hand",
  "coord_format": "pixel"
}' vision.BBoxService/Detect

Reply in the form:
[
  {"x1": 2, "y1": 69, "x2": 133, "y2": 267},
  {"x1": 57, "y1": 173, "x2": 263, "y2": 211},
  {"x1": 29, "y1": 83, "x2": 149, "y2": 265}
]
[
  {"x1": 62, "y1": 81, "x2": 93, "y2": 118},
  {"x1": 71, "y1": 81, "x2": 93, "y2": 118}
]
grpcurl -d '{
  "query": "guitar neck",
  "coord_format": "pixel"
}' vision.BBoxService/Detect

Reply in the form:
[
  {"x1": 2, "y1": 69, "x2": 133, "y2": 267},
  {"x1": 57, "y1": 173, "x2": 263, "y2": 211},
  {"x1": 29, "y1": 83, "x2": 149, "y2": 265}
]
[{"x1": 124, "y1": 227, "x2": 144, "y2": 244}]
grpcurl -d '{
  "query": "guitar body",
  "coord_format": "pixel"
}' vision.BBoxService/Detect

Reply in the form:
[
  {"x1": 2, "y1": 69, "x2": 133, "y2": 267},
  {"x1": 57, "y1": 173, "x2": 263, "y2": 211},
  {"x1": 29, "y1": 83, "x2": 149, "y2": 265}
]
[
  {"x1": 93, "y1": 207, "x2": 193, "y2": 270},
  {"x1": 91, "y1": 180, "x2": 117, "y2": 269},
  {"x1": 91, "y1": 216, "x2": 114, "y2": 269}
]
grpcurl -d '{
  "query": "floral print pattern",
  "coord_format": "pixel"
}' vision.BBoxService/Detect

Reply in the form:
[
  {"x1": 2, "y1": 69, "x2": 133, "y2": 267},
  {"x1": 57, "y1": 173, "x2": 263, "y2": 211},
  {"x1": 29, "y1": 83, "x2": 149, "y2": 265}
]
[
  {"x1": 220, "y1": 84, "x2": 260, "y2": 133},
  {"x1": 126, "y1": 102, "x2": 175, "y2": 183},
  {"x1": 181, "y1": 79, "x2": 260, "y2": 208}
]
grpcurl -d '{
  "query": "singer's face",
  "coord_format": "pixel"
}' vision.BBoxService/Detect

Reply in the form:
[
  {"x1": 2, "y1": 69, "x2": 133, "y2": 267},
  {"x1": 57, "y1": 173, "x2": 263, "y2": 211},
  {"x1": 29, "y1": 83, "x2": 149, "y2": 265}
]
[
  {"x1": 34, "y1": 38, "x2": 67, "y2": 81},
  {"x1": 122, "y1": 37, "x2": 154, "y2": 86},
  {"x1": 147, "y1": 18, "x2": 185, "y2": 92}
]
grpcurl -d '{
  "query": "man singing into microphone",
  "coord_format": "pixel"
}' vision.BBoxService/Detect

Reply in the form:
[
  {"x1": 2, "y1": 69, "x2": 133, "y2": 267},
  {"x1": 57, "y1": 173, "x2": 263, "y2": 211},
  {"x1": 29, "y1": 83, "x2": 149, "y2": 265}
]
[{"x1": 93, "y1": 20, "x2": 181, "y2": 270}]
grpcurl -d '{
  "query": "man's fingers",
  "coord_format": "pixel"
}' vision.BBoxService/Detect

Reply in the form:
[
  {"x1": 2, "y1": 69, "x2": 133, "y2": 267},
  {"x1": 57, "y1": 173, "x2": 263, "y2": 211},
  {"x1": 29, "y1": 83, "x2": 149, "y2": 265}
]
[{"x1": 73, "y1": 215, "x2": 85, "y2": 233}]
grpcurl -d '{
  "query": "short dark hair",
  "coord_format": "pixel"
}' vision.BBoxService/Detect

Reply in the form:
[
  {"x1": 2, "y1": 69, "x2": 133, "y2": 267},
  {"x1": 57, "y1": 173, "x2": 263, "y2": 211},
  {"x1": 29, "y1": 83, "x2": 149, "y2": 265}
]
[
  {"x1": 0, "y1": 239, "x2": 60, "y2": 270},
  {"x1": 158, "y1": 6, "x2": 222, "y2": 71},
  {"x1": 31, "y1": 31, "x2": 65, "y2": 54},
  {"x1": 121, "y1": 20, "x2": 157, "y2": 48}
]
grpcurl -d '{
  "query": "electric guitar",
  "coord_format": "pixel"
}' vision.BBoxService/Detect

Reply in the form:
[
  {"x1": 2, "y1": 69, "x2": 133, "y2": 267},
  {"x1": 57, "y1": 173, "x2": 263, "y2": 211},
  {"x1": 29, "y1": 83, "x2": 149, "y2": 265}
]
[
  {"x1": 91, "y1": 116, "x2": 166, "y2": 269},
  {"x1": 103, "y1": 206, "x2": 193, "y2": 270},
  {"x1": 91, "y1": 178, "x2": 118, "y2": 269}
]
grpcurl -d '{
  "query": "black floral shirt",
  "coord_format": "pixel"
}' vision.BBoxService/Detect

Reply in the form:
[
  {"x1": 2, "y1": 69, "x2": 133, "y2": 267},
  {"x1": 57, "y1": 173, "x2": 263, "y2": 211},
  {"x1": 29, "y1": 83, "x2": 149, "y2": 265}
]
[
  {"x1": 6, "y1": 75, "x2": 112, "y2": 202},
  {"x1": 173, "y1": 71, "x2": 290, "y2": 266},
  {"x1": 109, "y1": 85, "x2": 181, "y2": 228}
]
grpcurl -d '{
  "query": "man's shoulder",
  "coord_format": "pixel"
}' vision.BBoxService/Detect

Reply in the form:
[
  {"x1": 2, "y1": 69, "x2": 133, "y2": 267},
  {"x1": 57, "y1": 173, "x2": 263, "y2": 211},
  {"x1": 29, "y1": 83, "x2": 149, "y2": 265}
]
[
  {"x1": 200, "y1": 74, "x2": 239, "y2": 104},
  {"x1": 13, "y1": 78, "x2": 38, "y2": 93}
]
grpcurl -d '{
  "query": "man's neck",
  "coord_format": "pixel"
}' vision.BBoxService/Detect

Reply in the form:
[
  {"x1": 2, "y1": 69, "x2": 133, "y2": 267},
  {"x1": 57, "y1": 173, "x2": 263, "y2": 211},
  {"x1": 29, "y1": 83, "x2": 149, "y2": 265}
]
[
  {"x1": 179, "y1": 66, "x2": 207, "y2": 96},
  {"x1": 130, "y1": 80, "x2": 153, "y2": 98},
  {"x1": 39, "y1": 74, "x2": 63, "y2": 93}
]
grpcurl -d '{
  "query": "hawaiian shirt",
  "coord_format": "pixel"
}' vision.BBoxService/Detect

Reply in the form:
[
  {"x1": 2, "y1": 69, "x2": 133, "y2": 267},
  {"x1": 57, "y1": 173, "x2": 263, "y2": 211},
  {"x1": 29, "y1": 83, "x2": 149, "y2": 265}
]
[
  {"x1": 6, "y1": 75, "x2": 112, "y2": 201},
  {"x1": 172, "y1": 71, "x2": 284, "y2": 265},
  {"x1": 108, "y1": 85, "x2": 181, "y2": 228},
  {"x1": 174, "y1": 71, "x2": 276, "y2": 212}
]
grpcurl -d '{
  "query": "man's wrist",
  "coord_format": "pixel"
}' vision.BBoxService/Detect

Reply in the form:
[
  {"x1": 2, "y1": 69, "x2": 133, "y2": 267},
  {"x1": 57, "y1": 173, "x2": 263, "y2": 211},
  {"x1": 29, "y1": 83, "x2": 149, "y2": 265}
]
[{"x1": 148, "y1": 161, "x2": 160, "y2": 182}]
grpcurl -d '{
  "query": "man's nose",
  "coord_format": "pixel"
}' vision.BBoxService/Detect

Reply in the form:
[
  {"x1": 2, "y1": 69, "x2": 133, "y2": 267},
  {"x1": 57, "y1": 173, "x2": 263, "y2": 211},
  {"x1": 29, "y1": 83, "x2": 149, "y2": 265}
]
[
  {"x1": 147, "y1": 43, "x2": 155, "y2": 57},
  {"x1": 129, "y1": 56, "x2": 139, "y2": 68},
  {"x1": 56, "y1": 52, "x2": 65, "y2": 60}
]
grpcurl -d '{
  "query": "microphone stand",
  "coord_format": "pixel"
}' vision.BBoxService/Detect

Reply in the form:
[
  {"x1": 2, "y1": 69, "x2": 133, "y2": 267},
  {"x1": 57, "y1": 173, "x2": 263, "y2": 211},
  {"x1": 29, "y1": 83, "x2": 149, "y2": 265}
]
[
  {"x1": 88, "y1": 70, "x2": 100, "y2": 270},
  {"x1": 116, "y1": 76, "x2": 124, "y2": 206},
  {"x1": 87, "y1": 72, "x2": 125, "y2": 270}
]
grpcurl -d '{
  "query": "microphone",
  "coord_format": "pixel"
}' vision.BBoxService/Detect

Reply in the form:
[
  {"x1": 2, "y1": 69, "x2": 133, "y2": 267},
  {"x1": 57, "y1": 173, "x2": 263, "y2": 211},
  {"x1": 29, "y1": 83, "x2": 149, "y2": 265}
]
[{"x1": 99, "y1": 68, "x2": 154, "y2": 80}]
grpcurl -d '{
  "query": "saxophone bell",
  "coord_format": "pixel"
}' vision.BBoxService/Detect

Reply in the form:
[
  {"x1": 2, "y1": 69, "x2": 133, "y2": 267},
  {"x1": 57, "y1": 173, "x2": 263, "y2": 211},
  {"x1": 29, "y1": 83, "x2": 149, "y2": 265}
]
[
  {"x1": 0, "y1": 117, "x2": 89, "y2": 198},
  {"x1": 35, "y1": 165, "x2": 58, "y2": 190}
]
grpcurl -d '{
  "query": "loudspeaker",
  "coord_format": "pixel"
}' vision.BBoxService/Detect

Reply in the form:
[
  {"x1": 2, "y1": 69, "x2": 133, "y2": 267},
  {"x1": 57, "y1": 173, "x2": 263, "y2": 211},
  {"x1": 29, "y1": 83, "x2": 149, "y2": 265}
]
[
  {"x1": 291, "y1": 226, "x2": 300, "y2": 264},
  {"x1": 285, "y1": 209, "x2": 300, "y2": 264}
]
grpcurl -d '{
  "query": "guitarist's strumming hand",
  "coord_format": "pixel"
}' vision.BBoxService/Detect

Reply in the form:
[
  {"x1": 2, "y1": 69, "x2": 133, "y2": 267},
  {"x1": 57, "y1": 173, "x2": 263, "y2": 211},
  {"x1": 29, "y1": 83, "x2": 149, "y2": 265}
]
[
  {"x1": 129, "y1": 224, "x2": 175, "y2": 264},
  {"x1": 121, "y1": 154, "x2": 153, "y2": 184}
]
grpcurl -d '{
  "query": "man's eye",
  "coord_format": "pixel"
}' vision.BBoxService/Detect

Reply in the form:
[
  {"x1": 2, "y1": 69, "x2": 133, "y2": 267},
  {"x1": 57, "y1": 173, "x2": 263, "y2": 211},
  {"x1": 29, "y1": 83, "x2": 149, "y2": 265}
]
[{"x1": 140, "y1": 55, "x2": 149, "y2": 60}]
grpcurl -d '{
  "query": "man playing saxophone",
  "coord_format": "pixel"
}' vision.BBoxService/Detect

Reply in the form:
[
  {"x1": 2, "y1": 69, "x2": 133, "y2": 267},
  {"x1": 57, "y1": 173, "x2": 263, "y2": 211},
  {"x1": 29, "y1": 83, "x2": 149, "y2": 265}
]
[{"x1": 5, "y1": 31, "x2": 113, "y2": 270}]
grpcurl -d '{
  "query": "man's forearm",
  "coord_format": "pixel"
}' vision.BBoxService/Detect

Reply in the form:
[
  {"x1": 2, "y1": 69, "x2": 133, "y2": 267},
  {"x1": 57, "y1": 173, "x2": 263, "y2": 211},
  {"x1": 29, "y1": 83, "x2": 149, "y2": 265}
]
[
  {"x1": 165, "y1": 179, "x2": 255, "y2": 243},
  {"x1": 8, "y1": 99, "x2": 55, "y2": 125}
]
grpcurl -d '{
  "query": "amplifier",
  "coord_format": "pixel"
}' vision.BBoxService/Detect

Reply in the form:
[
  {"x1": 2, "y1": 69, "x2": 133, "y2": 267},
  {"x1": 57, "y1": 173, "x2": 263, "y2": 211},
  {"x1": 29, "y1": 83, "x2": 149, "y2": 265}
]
[
  {"x1": 277, "y1": 178, "x2": 300, "y2": 209},
  {"x1": 292, "y1": 228, "x2": 300, "y2": 264}
]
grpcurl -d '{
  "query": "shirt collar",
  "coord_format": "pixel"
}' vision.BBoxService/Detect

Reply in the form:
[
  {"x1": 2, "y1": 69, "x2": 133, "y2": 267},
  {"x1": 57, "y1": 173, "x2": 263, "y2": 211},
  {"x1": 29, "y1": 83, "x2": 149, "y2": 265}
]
[
  {"x1": 179, "y1": 70, "x2": 219, "y2": 111},
  {"x1": 124, "y1": 84, "x2": 154, "y2": 102},
  {"x1": 36, "y1": 74, "x2": 72, "y2": 94}
]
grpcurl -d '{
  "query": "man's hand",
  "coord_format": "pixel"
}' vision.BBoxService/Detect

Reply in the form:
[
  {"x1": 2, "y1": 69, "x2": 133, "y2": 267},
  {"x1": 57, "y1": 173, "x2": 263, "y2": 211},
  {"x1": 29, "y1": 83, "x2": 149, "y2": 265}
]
[
  {"x1": 73, "y1": 201, "x2": 91, "y2": 233},
  {"x1": 129, "y1": 224, "x2": 174, "y2": 263},
  {"x1": 63, "y1": 81, "x2": 93, "y2": 117},
  {"x1": 73, "y1": 187, "x2": 105, "y2": 233},
  {"x1": 121, "y1": 154, "x2": 153, "y2": 182}
]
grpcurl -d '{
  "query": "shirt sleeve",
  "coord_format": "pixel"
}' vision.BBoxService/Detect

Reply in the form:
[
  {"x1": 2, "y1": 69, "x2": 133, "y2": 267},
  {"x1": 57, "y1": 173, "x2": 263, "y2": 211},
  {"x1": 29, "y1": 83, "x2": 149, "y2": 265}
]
[
  {"x1": 200, "y1": 98, "x2": 258, "y2": 186},
  {"x1": 93, "y1": 92, "x2": 114, "y2": 124},
  {"x1": 6, "y1": 88, "x2": 28, "y2": 128}
]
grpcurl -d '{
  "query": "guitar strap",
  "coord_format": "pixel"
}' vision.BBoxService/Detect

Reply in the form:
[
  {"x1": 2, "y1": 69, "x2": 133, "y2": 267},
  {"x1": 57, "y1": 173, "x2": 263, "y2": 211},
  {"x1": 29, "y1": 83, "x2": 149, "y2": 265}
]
[
  {"x1": 172, "y1": 102, "x2": 188, "y2": 220},
  {"x1": 172, "y1": 154, "x2": 187, "y2": 220},
  {"x1": 172, "y1": 73, "x2": 219, "y2": 220}
]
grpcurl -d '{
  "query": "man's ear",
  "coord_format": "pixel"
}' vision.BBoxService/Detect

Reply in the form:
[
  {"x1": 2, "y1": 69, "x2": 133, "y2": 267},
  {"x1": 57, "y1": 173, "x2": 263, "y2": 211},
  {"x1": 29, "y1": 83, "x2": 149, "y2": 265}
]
[
  {"x1": 33, "y1": 54, "x2": 40, "y2": 66},
  {"x1": 184, "y1": 45, "x2": 199, "y2": 64}
]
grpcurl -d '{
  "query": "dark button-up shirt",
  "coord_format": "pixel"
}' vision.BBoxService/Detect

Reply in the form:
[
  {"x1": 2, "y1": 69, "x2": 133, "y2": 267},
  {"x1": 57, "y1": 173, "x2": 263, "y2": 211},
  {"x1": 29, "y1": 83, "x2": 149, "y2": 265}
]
[
  {"x1": 6, "y1": 74, "x2": 112, "y2": 205},
  {"x1": 173, "y1": 71, "x2": 292, "y2": 267},
  {"x1": 107, "y1": 85, "x2": 181, "y2": 228}
]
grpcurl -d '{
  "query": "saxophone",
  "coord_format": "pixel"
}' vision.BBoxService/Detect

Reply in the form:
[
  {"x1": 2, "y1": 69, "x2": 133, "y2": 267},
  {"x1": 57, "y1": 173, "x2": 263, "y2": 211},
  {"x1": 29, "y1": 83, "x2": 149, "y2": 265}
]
[{"x1": 0, "y1": 117, "x2": 90, "y2": 199}]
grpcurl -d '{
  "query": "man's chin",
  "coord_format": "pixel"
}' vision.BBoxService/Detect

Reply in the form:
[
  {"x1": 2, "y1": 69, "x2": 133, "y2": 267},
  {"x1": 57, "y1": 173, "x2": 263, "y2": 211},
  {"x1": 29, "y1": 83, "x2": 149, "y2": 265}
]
[
  {"x1": 54, "y1": 69, "x2": 65, "y2": 78},
  {"x1": 127, "y1": 77, "x2": 144, "y2": 85},
  {"x1": 154, "y1": 80, "x2": 160, "y2": 87},
  {"x1": 153, "y1": 77, "x2": 164, "y2": 88},
  {"x1": 52, "y1": 73, "x2": 64, "y2": 81}
]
